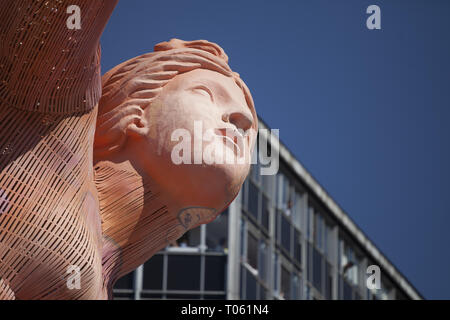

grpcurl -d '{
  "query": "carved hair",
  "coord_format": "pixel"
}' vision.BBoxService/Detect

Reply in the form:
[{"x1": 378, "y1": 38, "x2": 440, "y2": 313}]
[{"x1": 94, "y1": 39, "x2": 257, "y2": 157}]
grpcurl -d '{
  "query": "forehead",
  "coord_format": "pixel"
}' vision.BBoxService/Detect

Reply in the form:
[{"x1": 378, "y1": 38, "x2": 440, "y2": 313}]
[{"x1": 172, "y1": 69, "x2": 247, "y2": 105}]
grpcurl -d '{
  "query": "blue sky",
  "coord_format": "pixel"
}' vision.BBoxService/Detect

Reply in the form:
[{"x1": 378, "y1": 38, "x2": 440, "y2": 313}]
[{"x1": 100, "y1": 0, "x2": 450, "y2": 299}]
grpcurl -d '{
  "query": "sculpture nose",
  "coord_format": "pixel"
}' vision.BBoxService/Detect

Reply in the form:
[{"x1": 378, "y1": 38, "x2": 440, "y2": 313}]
[{"x1": 222, "y1": 111, "x2": 253, "y2": 132}]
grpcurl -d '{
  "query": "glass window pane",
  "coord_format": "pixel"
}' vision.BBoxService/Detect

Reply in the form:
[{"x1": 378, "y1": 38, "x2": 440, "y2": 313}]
[
  {"x1": 292, "y1": 192, "x2": 303, "y2": 231},
  {"x1": 259, "y1": 240, "x2": 268, "y2": 283},
  {"x1": 251, "y1": 162, "x2": 260, "y2": 183},
  {"x1": 143, "y1": 254, "x2": 163, "y2": 290},
  {"x1": 294, "y1": 230, "x2": 301, "y2": 264},
  {"x1": 314, "y1": 213, "x2": 323, "y2": 250},
  {"x1": 247, "y1": 232, "x2": 258, "y2": 270},
  {"x1": 273, "y1": 253, "x2": 279, "y2": 293},
  {"x1": 313, "y1": 247, "x2": 323, "y2": 293},
  {"x1": 281, "y1": 266, "x2": 291, "y2": 300},
  {"x1": 325, "y1": 262, "x2": 333, "y2": 300},
  {"x1": 343, "y1": 280, "x2": 353, "y2": 300},
  {"x1": 281, "y1": 214, "x2": 291, "y2": 253},
  {"x1": 307, "y1": 207, "x2": 313, "y2": 241},
  {"x1": 205, "y1": 255, "x2": 227, "y2": 291},
  {"x1": 176, "y1": 227, "x2": 200, "y2": 248},
  {"x1": 248, "y1": 181, "x2": 259, "y2": 219},
  {"x1": 241, "y1": 180, "x2": 247, "y2": 209},
  {"x1": 259, "y1": 285, "x2": 267, "y2": 300},
  {"x1": 307, "y1": 243, "x2": 312, "y2": 282},
  {"x1": 240, "y1": 218, "x2": 246, "y2": 257},
  {"x1": 167, "y1": 255, "x2": 201, "y2": 290},
  {"x1": 325, "y1": 224, "x2": 333, "y2": 261},
  {"x1": 275, "y1": 210, "x2": 280, "y2": 244},
  {"x1": 114, "y1": 271, "x2": 134, "y2": 290},
  {"x1": 291, "y1": 275, "x2": 299, "y2": 300},
  {"x1": 261, "y1": 195, "x2": 269, "y2": 231},
  {"x1": 246, "y1": 269, "x2": 257, "y2": 299},
  {"x1": 240, "y1": 265, "x2": 245, "y2": 299},
  {"x1": 206, "y1": 209, "x2": 228, "y2": 252},
  {"x1": 262, "y1": 174, "x2": 271, "y2": 195},
  {"x1": 282, "y1": 177, "x2": 289, "y2": 210},
  {"x1": 276, "y1": 173, "x2": 284, "y2": 209}
]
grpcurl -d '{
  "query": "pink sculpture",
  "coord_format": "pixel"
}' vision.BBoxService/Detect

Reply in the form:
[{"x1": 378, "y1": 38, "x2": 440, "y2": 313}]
[{"x1": 0, "y1": 1, "x2": 257, "y2": 299}]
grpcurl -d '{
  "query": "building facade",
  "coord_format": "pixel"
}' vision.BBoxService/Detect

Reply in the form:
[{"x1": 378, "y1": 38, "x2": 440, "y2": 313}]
[{"x1": 113, "y1": 120, "x2": 422, "y2": 300}]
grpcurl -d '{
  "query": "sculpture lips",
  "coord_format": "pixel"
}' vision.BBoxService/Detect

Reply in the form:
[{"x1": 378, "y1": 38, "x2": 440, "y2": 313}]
[{"x1": 215, "y1": 128, "x2": 244, "y2": 158}]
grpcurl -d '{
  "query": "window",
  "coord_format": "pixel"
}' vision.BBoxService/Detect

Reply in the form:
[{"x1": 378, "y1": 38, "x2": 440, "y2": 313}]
[
  {"x1": 292, "y1": 191, "x2": 303, "y2": 231},
  {"x1": 273, "y1": 253, "x2": 279, "y2": 294},
  {"x1": 115, "y1": 271, "x2": 134, "y2": 290},
  {"x1": 259, "y1": 284, "x2": 267, "y2": 300},
  {"x1": 343, "y1": 277, "x2": 353, "y2": 300},
  {"x1": 291, "y1": 275, "x2": 300, "y2": 300},
  {"x1": 250, "y1": 162, "x2": 261, "y2": 184},
  {"x1": 167, "y1": 255, "x2": 201, "y2": 290},
  {"x1": 277, "y1": 173, "x2": 291, "y2": 211},
  {"x1": 307, "y1": 243, "x2": 312, "y2": 283},
  {"x1": 307, "y1": 206, "x2": 314, "y2": 241},
  {"x1": 175, "y1": 227, "x2": 200, "y2": 248},
  {"x1": 325, "y1": 223, "x2": 334, "y2": 262},
  {"x1": 341, "y1": 243, "x2": 359, "y2": 286},
  {"x1": 312, "y1": 246, "x2": 323, "y2": 293},
  {"x1": 259, "y1": 240, "x2": 268, "y2": 283},
  {"x1": 325, "y1": 262, "x2": 333, "y2": 300},
  {"x1": 247, "y1": 232, "x2": 258, "y2": 271},
  {"x1": 262, "y1": 173, "x2": 271, "y2": 196},
  {"x1": 314, "y1": 213, "x2": 324, "y2": 251},
  {"x1": 205, "y1": 255, "x2": 227, "y2": 291},
  {"x1": 294, "y1": 229, "x2": 302, "y2": 265},
  {"x1": 143, "y1": 254, "x2": 163, "y2": 290},
  {"x1": 261, "y1": 194, "x2": 269, "y2": 231},
  {"x1": 281, "y1": 213, "x2": 291, "y2": 253},
  {"x1": 246, "y1": 269, "x2": 257, "y2": 299},
  {"x1": 339, "y1": 239, "x2": 362, "y2": 300},
  {"x1": 281, "y1": 266, "x2": 291, "y2": 300},
  {"x1": 206, "y1": 209, "x2": 228, "y2": 252},
  {"x1": 248, "y1": 181, "x2": 259, "y2": 220},
  {"x1": 240, "y1": 218, "x2": 246, "y2": 257}
]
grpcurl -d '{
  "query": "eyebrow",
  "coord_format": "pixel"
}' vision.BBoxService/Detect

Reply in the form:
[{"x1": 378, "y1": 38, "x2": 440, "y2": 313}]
[
  {"x1": 190, "y1": 78, "x2": 232, "y2": 102},
  {"x1": 189, "y1": 78, "x2": 254, "y2": 124}
]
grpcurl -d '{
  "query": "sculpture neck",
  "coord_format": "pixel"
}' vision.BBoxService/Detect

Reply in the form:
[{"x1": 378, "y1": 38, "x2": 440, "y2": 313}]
[{"x1": 94, "y1": 160, "x2": 182, "y2": 291}]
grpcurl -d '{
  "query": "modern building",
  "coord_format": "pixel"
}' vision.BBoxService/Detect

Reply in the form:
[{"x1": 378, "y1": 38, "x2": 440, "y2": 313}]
[{"x1": 113, "y1": 119, "x2": 423, "y2": 300}]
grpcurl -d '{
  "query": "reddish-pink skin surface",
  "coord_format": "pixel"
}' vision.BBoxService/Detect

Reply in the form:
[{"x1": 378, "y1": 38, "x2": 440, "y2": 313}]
[{"x1": 0, "y1": 1, "x2": 257, "y2": 300}]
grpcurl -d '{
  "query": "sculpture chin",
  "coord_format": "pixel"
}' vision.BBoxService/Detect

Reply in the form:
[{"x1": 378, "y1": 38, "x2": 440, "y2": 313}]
[{"x1": 148, "y1": 157, "x2": 250, "y2": 213}]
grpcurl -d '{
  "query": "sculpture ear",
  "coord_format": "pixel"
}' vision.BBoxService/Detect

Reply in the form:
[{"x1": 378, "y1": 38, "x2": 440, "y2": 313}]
[{"x1": 127, "y1": 116, "x2": 149, "y2": 138}]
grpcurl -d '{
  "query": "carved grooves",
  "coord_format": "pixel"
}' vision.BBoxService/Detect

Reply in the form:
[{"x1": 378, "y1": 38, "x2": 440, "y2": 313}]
[
  {"x1": 0, "y1": 105, "x2": 103, "y2": 299},
  {"x1": 95, "y1": 165, "x2": 177, "y2": 292},
  {"x1": 0, "y1": 0, "x2": 117, "y2": 114}
]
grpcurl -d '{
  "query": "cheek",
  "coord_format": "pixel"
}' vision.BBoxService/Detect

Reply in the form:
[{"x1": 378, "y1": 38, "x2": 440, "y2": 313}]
[{"x1": 162, "y1": 96, "x2": 220, "y2": 138}]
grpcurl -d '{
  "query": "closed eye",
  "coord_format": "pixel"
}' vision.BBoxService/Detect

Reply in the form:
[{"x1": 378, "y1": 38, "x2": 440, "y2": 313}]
[{"x1": 191, "y1": 85, "x2": 214, "y2": 102}]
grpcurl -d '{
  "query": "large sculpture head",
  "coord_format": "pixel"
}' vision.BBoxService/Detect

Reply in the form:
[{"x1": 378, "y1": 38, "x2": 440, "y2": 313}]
[{"x1": 94, "y1": 39, "x2": 257, "y2": 217}]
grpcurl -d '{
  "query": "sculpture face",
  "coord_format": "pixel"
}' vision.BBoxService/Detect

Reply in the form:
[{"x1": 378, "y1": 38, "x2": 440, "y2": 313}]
[
  {"x1": 93, "y1": 40, "x2": 258, "y2": 286},
  {"x1": 134, "y1": 69, "x2": 256, "y2": 211}
]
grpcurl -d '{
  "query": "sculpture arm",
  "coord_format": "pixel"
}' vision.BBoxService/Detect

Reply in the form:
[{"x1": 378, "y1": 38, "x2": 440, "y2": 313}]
[{"x1": 0, "y1": 0, "x2": 118, "y2": 114}]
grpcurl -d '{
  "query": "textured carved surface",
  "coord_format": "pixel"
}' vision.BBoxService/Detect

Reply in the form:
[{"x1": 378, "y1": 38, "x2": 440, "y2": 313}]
[
  {"x1": 0, "y1": 0, "x2": 117, "y2": 113},
  {"x1": 0, "y1": 1, "x2": 117, "y2": 299},
  {"x1": 0, "y1": 1, "x2": 256, "y2": 300}
]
